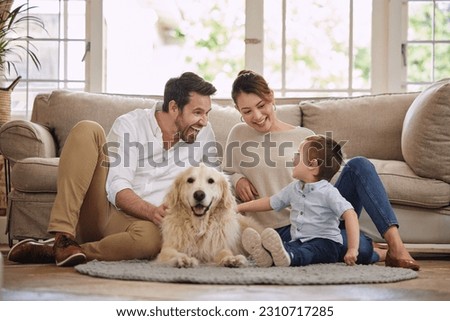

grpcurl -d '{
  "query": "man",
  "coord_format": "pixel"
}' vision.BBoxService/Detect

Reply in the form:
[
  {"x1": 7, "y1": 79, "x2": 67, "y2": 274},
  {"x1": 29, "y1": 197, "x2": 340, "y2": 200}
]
[{"x1": 8, "y1": 72, "x2": 217, "y2": 267}]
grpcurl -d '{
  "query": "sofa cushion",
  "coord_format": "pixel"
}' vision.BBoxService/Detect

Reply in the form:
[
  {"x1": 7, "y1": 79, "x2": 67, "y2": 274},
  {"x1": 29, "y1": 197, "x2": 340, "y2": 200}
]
[
  {"x1": 208, "y1": 103, "x2": 302, "y2": 159},
  {"x1": 300, "y1": 93, "x2": 418, "y2": 160},
  {"x1": 36, "y1": 91, "x2": 157, "y2": 155},
  {"x1": 11, "y1": 157, "x2": 59, "y2": 193},
  {"x1": 369, "y1": 159, "x2": 450, "y2": 208},
  {"x1": 401, "y1": 78, "x2": 450, "y2": 184},
  {"x1": 208, "y1": 105, "x2": 241, "y2": 158},
  {"x1": 276, "y1": 103, "x2": 303, "y2": 126}
]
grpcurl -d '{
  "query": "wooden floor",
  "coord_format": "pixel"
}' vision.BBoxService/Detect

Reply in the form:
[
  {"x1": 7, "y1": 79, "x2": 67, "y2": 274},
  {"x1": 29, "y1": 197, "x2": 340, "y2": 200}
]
[{"x1": 2, "y1": 248, "x2": 450, "y2": 301}]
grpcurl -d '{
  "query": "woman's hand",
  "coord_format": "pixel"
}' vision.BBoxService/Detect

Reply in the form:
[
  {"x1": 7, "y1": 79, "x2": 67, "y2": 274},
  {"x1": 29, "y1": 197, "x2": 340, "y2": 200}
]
[{"x1": 236, "y1": 177, "x2": 259, "y2": 202}]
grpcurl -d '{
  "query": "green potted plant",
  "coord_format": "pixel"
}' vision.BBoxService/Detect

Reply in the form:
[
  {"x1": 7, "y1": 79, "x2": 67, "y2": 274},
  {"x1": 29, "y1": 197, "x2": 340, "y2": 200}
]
[
  {"x1": 0, "y1": 0, "x2": 45, "y2": 213},
  {"x1": 0, "y1": 0, "x2": 44, "y2": 75},
  {"x1": 0, "y1": 0, "x2": 45, "y2": 124}
]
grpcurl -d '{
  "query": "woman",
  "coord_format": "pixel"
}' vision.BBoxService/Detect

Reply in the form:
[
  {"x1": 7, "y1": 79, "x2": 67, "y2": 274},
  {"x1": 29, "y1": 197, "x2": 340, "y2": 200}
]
[{"x1": 223, "y1": 70, "x2": 419, "y2": 270}]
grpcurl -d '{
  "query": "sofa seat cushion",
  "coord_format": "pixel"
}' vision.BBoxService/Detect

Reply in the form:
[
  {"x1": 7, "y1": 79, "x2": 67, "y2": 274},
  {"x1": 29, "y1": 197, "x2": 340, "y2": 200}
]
[
  {"x1": 369, "y1": 159, "x2": 450, "y2": 208},
  {"x1": 401, "y1": 78, "x2": 450, "y2": 184},
  {"x1": 300, "y1": 93, "x2": 418, "y2": 160},
  {"x1": 11, "y1": 157, "x2": 59, "y2": 193}
]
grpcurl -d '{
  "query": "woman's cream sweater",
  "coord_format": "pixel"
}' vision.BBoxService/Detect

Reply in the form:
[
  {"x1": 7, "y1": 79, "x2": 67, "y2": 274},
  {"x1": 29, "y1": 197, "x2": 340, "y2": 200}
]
[{"x1": 222, "y1": 123, "x2": 314, "y2": 229}]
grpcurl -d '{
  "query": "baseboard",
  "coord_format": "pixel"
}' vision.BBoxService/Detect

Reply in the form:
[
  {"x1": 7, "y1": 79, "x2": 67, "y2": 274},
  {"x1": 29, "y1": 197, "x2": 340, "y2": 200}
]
[{"x1": 0, "y1": 216, "x2": 7, "y2": 245}]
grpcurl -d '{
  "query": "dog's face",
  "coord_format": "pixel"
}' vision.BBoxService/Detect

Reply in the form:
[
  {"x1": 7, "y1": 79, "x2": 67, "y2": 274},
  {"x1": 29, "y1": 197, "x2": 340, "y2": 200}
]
[
  {"x1": 166, "y1": 164, "x2": 235, "y2": 218},
  {"x1": 183, "y1": 165, "x2": 227, "y2": 217}
]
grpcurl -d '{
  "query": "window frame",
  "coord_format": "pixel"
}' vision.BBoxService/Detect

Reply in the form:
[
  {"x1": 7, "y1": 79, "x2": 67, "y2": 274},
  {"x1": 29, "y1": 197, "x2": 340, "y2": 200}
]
[
  {"x1": 8, "y1": 0, "x2": 448, "y2": 117},
  {"x1": 371, "y1": 0, "x2": 408, "y2": 94},
  {"x1": 245, "y1": 0, "x2": 387, "y2": 96},
  {"x1": 2, "y1": 0, "x2": 88, "y2": 119}
]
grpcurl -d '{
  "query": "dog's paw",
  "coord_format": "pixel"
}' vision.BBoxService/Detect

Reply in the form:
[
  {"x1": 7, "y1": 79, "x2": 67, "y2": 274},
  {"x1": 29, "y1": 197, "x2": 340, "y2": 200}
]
[
  {"x1": 172, "y1": 254, "x2": 199, "y2": 268},
  {"x1": 220, "y1": 254, "x2": 248, "y2": 268}
]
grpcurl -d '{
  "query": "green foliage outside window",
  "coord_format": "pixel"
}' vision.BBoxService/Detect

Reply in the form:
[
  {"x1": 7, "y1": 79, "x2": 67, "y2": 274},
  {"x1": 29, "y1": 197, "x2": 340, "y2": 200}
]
[{"x1": 408, "y1": 2, "x2": 450, "y2": 84}]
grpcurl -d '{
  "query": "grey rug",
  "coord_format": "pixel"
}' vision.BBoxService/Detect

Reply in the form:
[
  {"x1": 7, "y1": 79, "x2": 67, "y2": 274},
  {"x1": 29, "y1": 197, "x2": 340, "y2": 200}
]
[{"x1": 75, "y1": 260, "x2": 418, "y2": 285}]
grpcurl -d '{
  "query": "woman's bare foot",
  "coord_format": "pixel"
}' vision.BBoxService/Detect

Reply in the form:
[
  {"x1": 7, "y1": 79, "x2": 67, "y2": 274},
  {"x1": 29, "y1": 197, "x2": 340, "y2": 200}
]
[
  {"x1": 374, "y1": 248, "x2": 387, "y2": 262},
  {"x1": 387, "y1": 245, "x2": 415, "y2": 261},
  {"x1": 383, "y1": 226, "x2": 420, "y2": 270},
  {"x1": 373, "y1": 242, "x2": 387, "y2": 262}
]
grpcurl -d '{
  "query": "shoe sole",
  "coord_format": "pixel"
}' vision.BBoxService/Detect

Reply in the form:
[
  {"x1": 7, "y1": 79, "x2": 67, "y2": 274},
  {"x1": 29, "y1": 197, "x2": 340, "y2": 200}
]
[
  {"x1": 7, "y1": 238, "x2": 35, "y2": 261},
  {"x1": 242, "y1": 228, "x2": 273, "y2": 267},
  {"x1": 7, "y1": 238, "x2": 56, "y2": 264},
  {"x1": 261, "y1": 228, "x2": 291, "y2": 267},
  {"x1": 56, "y1": 252, "x2": 87, "y2": 267}
]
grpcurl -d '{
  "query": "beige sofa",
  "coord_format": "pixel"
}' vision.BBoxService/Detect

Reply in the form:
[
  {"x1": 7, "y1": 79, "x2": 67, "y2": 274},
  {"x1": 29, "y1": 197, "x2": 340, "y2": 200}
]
[{"x1": 1, "y1": 79, "x2": 449, "y2": 251}]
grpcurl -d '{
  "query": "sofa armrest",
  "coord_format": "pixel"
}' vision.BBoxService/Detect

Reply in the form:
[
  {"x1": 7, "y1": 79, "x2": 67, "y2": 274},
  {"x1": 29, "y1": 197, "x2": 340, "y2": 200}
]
[{"x1": 0, "y1": 120, "x2": 57, "y2": 163}]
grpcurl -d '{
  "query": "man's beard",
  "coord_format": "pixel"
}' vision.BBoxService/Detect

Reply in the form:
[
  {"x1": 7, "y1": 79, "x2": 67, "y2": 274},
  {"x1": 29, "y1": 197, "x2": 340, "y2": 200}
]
[
  {"x1": 179, "y1": 126, "x2": 198, "y2": 143},
  {"x1": 176, "y1": 118, "x2": 201, "y2": 144}
]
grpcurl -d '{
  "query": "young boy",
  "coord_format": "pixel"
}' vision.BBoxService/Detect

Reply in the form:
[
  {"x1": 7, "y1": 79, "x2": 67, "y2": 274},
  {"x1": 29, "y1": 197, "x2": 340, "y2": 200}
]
[{"x1": 237, "y1": 135, "x2": 360, "y2": 267}]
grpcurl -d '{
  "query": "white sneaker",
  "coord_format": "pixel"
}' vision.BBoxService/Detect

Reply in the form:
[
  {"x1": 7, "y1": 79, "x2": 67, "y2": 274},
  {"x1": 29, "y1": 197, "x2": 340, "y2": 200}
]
[
  {"x1": 242, "y1": 228, "x2": 273, "y2": 267},
  {"x1": 261, "y1": 228, "x2": 291, "y2": 267}
]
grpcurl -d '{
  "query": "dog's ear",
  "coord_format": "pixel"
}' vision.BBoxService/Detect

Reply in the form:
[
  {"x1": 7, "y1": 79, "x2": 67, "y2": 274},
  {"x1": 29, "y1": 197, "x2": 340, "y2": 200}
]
[
  {"x1": 165, "y1": 175, "x2": 181, "y2": 207},
  {"x1": 218, "y1": 174, "x2": 236, "y2": 210}
]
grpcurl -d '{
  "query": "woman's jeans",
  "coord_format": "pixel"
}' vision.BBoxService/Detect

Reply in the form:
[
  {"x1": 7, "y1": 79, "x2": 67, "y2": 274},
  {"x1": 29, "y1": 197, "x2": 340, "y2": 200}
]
[
  {"x1": 336, "y1": 157, "x2": 399, "y2": 263},
  {"x1": 277, "y1": 157, "x2": 399, "y2": 264}
]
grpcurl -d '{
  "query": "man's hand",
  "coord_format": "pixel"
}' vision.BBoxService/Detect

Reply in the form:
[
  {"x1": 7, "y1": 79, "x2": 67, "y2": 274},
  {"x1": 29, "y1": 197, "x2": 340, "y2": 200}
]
[
  {"x1": 147, "y1": 204, "x2": 167, "y2": 226},
  {"x1": 235, "y1": 177, "x2": 259, "y2": 202},
  {"x1": 115, "y1": 188, "x2": 167, "y2": 226}
]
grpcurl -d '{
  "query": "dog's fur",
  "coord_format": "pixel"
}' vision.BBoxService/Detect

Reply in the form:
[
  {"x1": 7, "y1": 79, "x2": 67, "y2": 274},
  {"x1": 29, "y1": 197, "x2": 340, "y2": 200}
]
[{"x1": 157, "y1": 164, "x2": 263, "y2": 268}]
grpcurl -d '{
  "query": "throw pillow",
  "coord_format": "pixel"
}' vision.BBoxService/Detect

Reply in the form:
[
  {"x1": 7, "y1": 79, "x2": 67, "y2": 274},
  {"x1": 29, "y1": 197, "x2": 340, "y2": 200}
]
[
  {"x1": 301, "y1": 93, "x2": 418, "y2": 160},
  {"x1": 401, "y1": 78, "x2": 450, "y2": 184}
]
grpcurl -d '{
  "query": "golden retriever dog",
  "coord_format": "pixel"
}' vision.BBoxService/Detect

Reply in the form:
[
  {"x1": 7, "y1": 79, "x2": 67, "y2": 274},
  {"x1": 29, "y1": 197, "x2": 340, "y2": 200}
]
[{"x1": 157, "y1": 163, "x2": 264, "y2": 268}]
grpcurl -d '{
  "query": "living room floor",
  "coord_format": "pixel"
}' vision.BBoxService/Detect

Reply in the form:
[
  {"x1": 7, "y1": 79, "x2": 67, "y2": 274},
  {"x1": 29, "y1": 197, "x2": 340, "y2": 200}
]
[{"x1": 2, "y1": 248, "x2": 450, "y2": 301}]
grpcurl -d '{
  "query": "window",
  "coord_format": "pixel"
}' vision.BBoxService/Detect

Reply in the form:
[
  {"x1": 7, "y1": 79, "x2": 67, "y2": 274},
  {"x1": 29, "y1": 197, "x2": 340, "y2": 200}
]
[
  {"x1": 104, "y1": 0, "x2": 245, "y2": 97},
  {"x1": 4, "y1": 0, "x2": 450, "y2": 118},
  {"x1": 2, "y1": 0, "x2": 86, "y2": 119},
  {"x1": 264, "y1": 0, "x2": 372, "y2": 97},
  {"x1": 406, "y1": 0, "x2": 450, "y2": 91},
  {"x1": 103, "y1": 0, "x2": 371, "y2": 98}
]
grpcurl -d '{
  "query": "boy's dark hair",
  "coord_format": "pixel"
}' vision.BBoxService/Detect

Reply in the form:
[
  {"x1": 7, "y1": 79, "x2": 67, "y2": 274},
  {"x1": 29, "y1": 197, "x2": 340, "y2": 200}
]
[
  {"x1": 303, "y1": 135, "x2": 344, "y2": 181},
  {"x1": 162, "y1": 72, "x2": 217, "y2": 112}
]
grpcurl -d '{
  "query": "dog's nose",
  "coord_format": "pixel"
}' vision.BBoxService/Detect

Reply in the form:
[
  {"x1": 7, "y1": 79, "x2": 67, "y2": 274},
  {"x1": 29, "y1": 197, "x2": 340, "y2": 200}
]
[{"x1": 193, "y1": 190, "x2": 205, "y2": 202}]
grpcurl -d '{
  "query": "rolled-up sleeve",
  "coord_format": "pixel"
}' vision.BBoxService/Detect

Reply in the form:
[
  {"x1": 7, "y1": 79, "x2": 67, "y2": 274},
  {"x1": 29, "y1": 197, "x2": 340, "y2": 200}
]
[
  {"x1": 105, "y1": 116, "x2": 139, "y2": 206},
  {"x1": 104, "y1": 107, "x2": 220, "y2": 208}
]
